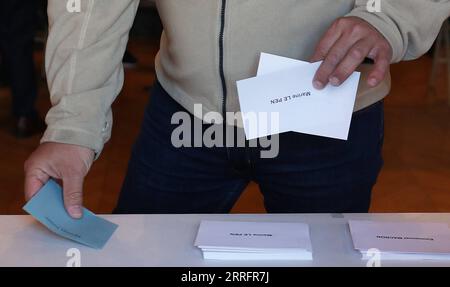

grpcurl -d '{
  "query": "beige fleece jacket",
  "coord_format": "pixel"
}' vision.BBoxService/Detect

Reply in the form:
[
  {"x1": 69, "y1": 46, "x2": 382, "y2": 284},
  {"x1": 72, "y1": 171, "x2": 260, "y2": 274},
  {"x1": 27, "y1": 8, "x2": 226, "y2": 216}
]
[{"x1": 43, "y1": 0, "x2": 450, "y2": 155}]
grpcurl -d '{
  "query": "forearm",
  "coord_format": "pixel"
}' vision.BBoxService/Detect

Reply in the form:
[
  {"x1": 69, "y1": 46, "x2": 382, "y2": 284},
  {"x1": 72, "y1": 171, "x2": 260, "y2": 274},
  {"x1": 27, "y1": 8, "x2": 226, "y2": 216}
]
[
  {"x1": 347, "y1": 0, "x2": 450, "y2": 62},
  {"x1": 43, "y1": 0, "x2": 140, "y2": 156}
]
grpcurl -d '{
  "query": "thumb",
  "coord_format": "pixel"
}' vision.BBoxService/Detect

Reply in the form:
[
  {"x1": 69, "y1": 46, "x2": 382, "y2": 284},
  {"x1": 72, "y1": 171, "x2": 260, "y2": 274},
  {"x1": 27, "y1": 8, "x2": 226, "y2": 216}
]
[{"x1": 63, "y1": 176, "x2": 84, "y2": 219}]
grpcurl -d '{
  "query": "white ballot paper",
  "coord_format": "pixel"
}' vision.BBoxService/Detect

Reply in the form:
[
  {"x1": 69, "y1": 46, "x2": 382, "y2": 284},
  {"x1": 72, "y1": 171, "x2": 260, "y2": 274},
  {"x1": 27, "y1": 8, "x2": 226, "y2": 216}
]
[
  {"x1": 236, "y1": 53, "x2": 360, "y2": 140},
  {"x1": 257, "y1": 52, "x2": 309, "y2": 76},
  {"x1": 349, "y1": 220, "x2": 450, "y2": 261},
  {"x1": 194, "y1": 221, "x2": 312, "y2": 260}
]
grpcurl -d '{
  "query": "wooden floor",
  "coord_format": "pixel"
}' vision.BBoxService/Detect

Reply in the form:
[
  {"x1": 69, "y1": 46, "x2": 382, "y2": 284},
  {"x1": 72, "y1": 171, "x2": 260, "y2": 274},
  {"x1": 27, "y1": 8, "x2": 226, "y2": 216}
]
[{"x1": 0, "y1": 38, "x2": 449, "y2": 215}]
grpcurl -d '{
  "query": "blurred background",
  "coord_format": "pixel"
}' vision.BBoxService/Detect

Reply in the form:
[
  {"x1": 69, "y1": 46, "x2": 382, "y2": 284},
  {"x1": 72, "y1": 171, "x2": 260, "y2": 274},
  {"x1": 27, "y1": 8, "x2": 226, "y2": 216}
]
[{"x1": 0, "y1": 1, "x2": 449, "y2": 214}]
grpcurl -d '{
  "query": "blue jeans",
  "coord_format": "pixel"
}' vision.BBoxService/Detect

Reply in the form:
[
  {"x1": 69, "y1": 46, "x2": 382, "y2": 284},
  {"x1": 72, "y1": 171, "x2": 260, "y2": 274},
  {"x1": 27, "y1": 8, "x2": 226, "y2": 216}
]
[{"x1": 115, "y1": 81, "x2": 384, "y2": 214}]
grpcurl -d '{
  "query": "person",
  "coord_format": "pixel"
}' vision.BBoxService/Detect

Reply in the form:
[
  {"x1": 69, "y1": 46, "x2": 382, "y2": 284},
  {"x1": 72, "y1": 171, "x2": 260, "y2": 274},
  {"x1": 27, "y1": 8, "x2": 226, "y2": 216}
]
[
  {"x1": 0, "y1": 0, "x2": 44, "y2": 138},
  {"x1": 24, "y1": 1, "x2": 449, "y2": 218}
]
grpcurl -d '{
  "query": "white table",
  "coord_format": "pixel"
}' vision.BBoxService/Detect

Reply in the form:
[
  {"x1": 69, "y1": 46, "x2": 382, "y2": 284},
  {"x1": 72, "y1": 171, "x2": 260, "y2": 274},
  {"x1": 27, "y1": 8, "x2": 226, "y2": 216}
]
[{"x1": 0, "y1": 213, "x2": 449, "y2": 267}]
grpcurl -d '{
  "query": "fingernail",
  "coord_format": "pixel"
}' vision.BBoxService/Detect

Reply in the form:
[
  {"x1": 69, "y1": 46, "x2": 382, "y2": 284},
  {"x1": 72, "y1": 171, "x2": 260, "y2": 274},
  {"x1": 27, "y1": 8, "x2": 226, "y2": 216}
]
[
  {"x1": 368, "y1": 78, "x2": 378, "y2": 87},
  {"x1": 329, "y1": 77, "x2": 340, "y2": 86},
  {"x1": 313, "y1": 80, "x2": 324, "y2": 90},
  {"x1": 68, "y1": 206, "x2": 83, "y2": 219}
]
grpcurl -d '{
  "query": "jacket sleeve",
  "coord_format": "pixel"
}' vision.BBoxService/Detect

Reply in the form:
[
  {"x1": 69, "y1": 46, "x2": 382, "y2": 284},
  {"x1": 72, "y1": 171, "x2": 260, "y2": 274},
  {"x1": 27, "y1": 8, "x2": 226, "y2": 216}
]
[
  {"x1": 346, "y1": 0, "x2": 450, "y2": 62},
  {"x1": 42, "y1": 0, "x2": 140, "y2": 157}
]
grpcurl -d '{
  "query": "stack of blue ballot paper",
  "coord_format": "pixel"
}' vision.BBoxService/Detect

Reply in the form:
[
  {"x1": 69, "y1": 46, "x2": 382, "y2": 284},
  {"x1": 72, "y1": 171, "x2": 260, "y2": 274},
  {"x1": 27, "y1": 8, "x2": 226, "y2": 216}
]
[
  {"x1": 23, "y1": 180, "x2": 118, "y2": 249},
  {"x1": 349, "y1": 220, "x2": 450, "y2": 261},
  {"x1": 194, "y1": 220, "x2": 313, "y2": 260},
  {"x1": 236, "y1": 53, "x2": 361, "y2": 141}
]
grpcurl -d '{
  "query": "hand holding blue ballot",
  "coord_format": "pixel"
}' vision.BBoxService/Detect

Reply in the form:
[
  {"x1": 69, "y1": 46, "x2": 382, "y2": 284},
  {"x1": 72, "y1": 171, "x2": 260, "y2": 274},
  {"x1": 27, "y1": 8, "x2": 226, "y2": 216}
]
[{"x1": 23, "y1": 180, "x2": 118, "y2": 249}]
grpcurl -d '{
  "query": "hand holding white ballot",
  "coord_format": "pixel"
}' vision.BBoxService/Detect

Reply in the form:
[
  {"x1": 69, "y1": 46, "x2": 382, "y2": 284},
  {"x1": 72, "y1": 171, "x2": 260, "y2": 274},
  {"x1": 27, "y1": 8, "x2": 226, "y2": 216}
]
[{"x1": 236, "y1": 53, "x2": 361, "y2": 140}]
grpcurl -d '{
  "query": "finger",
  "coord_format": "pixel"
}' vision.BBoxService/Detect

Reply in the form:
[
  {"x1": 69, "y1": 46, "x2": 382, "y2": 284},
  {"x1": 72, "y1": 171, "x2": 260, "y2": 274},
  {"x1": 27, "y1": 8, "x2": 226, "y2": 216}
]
[
  {"x1": 310, "y1": 22, "x2": 342, "y2": 62},
  {"x1": 62, "y1": 176, "x2": 84, "y2": 219},
  {"x1": 313, "y1": 35, "x2": 360, "y2": 89},
  {"x1": 24, "y1": 168, "x2": 50, "y2": 201},
  {"x1": 367, "y1": 47, "x2": 391, "y2": 87},
  {"x1": 328, "y1": 39, "x2": 373, "y2": 86}
]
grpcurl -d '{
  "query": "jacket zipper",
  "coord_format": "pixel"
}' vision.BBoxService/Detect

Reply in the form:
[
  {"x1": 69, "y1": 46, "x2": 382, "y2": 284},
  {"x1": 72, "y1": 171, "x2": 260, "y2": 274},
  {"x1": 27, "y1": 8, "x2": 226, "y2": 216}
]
[{"x1": 219, "y1": 0, "x2": 227, "y2": 117}]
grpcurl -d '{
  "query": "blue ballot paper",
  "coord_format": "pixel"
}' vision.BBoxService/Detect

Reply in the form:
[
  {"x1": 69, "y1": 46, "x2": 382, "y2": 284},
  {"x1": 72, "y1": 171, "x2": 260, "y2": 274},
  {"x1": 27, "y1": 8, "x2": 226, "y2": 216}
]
[{"x1": 23, "y1": 180, "x2": 118, "y2": 249}]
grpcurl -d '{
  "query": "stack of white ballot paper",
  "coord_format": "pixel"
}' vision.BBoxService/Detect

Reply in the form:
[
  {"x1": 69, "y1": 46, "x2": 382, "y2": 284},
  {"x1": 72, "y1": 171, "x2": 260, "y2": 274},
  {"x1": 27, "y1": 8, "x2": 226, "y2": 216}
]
[
  {"x1": 194, "y1": 221, "x2": 312, "y2": 260},
  {"x1": 349, "y1": 220, "x2": 450, "y2": 261},
  {"x1": 236, "y1": 53, "x2": 361, "y2": 140}
]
